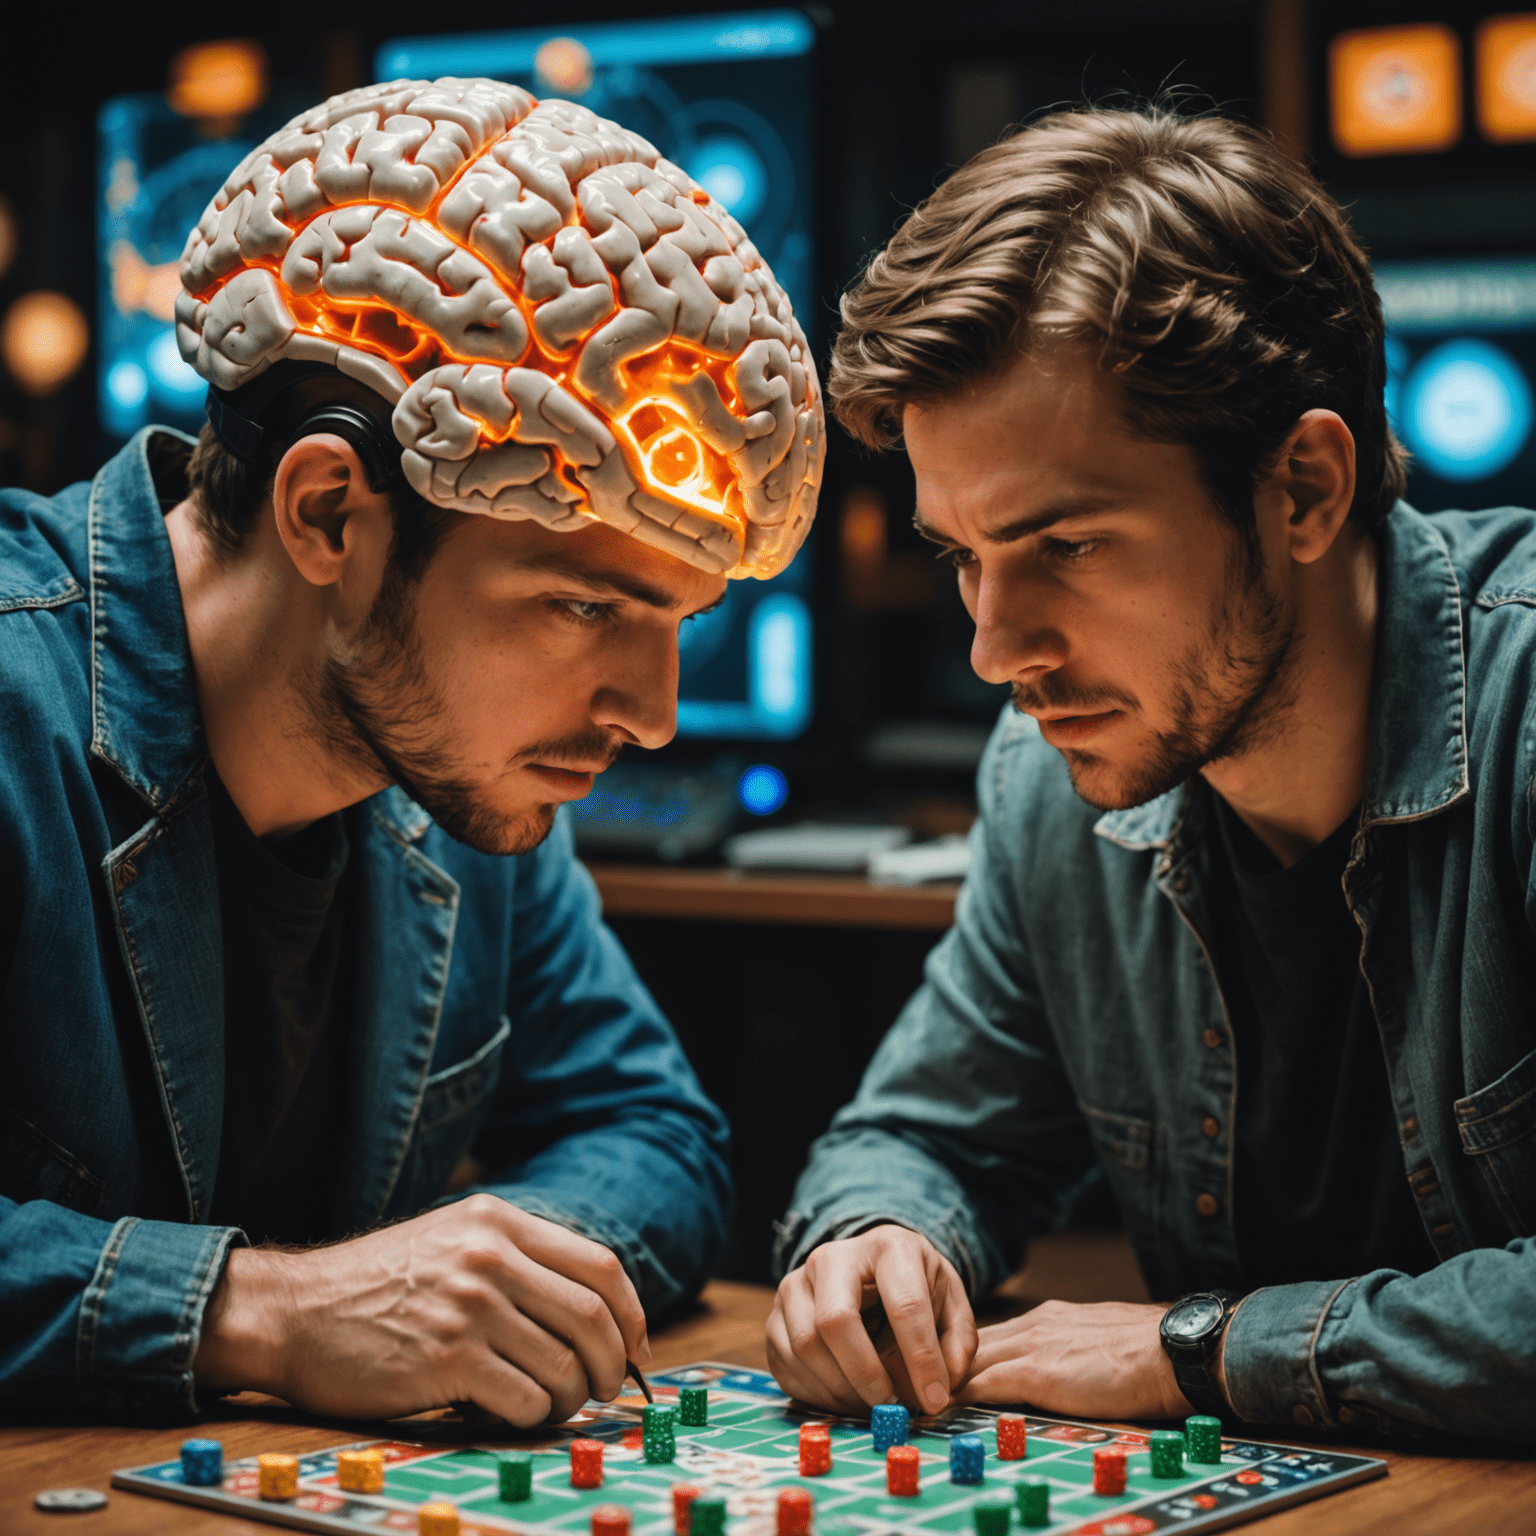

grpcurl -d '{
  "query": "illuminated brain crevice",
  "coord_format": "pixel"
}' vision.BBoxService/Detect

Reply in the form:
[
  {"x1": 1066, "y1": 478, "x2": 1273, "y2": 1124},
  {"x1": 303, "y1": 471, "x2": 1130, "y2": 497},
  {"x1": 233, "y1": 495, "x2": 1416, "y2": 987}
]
[{"x1": 176, "y1": 76, "x2": 823, "y2": 578}]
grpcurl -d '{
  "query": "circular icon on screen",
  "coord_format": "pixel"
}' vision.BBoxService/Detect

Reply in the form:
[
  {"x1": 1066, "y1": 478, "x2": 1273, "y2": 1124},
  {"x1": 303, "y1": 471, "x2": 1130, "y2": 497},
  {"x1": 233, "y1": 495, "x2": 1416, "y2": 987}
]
[
  {"x1": 683, "y1": 135, "x2": 769, "y2": 227},
  {"x1": 1400, "y1": 338, "x2": 1534, "y2": 482}
]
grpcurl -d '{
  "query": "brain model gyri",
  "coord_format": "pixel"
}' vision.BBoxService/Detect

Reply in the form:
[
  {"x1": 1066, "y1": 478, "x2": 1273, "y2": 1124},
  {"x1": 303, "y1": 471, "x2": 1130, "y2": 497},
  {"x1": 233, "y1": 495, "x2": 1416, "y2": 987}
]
[{"x1": 175, "y1": 76, "x2": 824, "y2": 579}]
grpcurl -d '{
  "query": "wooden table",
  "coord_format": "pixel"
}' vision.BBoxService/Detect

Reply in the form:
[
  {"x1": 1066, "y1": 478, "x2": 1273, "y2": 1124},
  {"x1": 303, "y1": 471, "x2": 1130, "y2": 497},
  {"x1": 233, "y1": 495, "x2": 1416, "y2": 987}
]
[
  {"x1": 587, "y1": 863, "x2": 960, "y2": 930},
  {"x1": 2, "y1": 1281, "x2": 1530, "y2": 1533}
]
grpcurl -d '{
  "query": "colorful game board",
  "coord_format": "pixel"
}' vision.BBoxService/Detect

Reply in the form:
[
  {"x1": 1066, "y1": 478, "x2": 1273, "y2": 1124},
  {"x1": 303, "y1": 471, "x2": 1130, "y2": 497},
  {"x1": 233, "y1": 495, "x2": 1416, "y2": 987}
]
[{"x1": 111, "y1": 1362, "x2": 1386, "y2": 1535}]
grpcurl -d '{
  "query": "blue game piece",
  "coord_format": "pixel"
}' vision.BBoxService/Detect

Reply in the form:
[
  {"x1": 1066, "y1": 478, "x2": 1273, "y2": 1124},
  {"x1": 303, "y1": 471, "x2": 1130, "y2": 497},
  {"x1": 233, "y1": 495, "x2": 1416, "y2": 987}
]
[
  {"x1": 180, "y1": 1438, "x2": 223, "y2": 1487},
  {"x1": 950, "y1": 1433, "x2": 985, "y2": 1484},
  {"x1": 872, "y1": 1403, "x2": 910, "y2": 1453}
]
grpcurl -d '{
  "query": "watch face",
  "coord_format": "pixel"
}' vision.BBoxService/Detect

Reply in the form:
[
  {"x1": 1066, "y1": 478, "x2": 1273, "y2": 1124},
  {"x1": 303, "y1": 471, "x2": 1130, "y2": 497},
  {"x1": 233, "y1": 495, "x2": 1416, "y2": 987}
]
[{"x1": 1167, "y1": 1295, "x2": 1224, "y2": 1339}]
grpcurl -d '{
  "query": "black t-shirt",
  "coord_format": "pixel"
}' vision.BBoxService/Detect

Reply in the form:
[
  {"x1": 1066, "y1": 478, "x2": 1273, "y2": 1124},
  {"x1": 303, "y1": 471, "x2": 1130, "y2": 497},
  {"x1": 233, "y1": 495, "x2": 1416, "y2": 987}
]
[
  {"x1": 1204, "y1": 794, "x2": 1438, "y2": 1286},
  {"x1": 206, "y1": 772, "x2": 352, "y2": 1246}
]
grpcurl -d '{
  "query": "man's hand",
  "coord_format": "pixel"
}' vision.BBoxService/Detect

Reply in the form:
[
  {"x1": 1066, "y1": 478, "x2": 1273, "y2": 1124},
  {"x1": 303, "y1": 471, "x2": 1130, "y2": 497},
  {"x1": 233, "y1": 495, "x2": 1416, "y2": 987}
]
[
  {"x1": 953, "y1": 1300, "x2": 1192, "y2": 1419},
  {"x1": 766, "y1": 1224, "x2": 977, "y2": 1416},
  {"x1": 194, "y1": 1194, "x2": 649, "y2": 1426}
]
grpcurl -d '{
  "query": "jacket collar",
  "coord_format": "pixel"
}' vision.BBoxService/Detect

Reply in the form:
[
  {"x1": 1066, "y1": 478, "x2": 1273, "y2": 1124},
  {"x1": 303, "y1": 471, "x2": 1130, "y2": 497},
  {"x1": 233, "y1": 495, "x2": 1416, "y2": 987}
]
[
  {"x1": 88, "y1": 428, "x2": 207, "y2": 810},
  {"x1": 1093, "y1": 501, "x2": 1470, "y2": 852}
]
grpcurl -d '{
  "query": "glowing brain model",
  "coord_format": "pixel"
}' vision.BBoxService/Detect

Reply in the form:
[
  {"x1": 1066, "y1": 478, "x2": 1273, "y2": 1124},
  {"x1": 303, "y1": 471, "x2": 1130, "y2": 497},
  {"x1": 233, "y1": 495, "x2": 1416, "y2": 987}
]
[{"x1": 176, "y1": 76, "x2": 823, "y2": 578}]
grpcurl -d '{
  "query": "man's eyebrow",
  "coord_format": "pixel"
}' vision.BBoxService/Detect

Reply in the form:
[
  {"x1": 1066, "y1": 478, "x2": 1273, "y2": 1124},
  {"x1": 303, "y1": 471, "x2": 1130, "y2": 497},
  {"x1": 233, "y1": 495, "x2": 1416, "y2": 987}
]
[
  {"x1": 520, "y1": 555, "x2": 676, "y2": 609},
  {"x1": 913, "y1": 496, "x2": 1134, "y2": 547}
]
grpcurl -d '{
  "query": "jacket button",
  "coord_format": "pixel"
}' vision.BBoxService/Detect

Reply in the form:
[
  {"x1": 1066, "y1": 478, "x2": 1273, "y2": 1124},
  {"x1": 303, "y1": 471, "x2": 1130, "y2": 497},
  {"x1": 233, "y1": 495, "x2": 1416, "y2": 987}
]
[
  {"x1": 1202, "y1": 1028, "x2": 1225, "y2": 1048},
  {"x1": 1202, "y1": 1116, "x2": 1220, "y2": 1138},
  {"x1": 1338, "y1": 1406, "x2": 1358, "y2": 1425},
  {"x1": 1292, "y1": 1405, "x2": 1314, "y2": 1427},
  {"x1": 1195, "y1": 1192, "x2": 1220, "y2": 1217},
  {"x1": 1172, "y1": 870, "x2": 1192, "y2": 893}
]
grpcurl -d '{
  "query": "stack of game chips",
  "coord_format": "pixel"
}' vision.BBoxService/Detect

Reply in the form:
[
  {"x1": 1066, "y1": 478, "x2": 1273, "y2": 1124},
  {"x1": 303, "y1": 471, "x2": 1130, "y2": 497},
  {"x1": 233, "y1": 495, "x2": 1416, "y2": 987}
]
[
  {"x1": 570, "y1": 1439, "x2": 605, "y2": 1489},
  {"x1": 950, "y1": 1434, "x2": 985, "y2": 1484},
  {"x1": 644, "y1": 1405, "x2": 678, "y2": 1463},
  {"x1": 1186, "y1": 1415, "x2": 1223, "y2": 1465},
  {"x1": 973, "y1": 1493, "x2": 1013, "y2": 1534},
  {"x1": 499, "y1": 1452, "x2": 533, "y2": 1502},
  {"x1": 1092, "y1": 1446, "x2": 1128, "y2": 1495},
  {"x1": 886, "y1": 1445, "x2": 920, "y2": 1496},
  {"x1": 777, "y1": 1486, "x2": 814, "y2": 1536},
  {"x1": 1150, "y1": 1429, "x2": 1185, "y2": 1478},
  {"x1": 180, "y1": 1439, "x2": 223, "y2": 1487},
  {"x1": 419, "y1": 1502, "x2": 459, "y2": 1536},
  {"x1": 871, "y1": 1403, "x2": 910, "y2": 1452},
  {"x1": 691, "y1": 1493, "x2": 727, "y2": 1536},
  {"x1": 337, "y1": 1449, "x2": 385, "y2": 1494},
  {"x1": 680, "y1": 1386, "x2": 709, "y2": 1426},
  {"x1": 798, "y1": 1423, "x2": 832, "y2": 1476},
  {"x1": 995, "y1": 1415, "x2": 1027, "y2": 1461},
  {"x1": 257, "y1": 1454, "x2": 298, "y2": 1501},
  {"x1": 592, "y1": 1505, "x2": 631, "y2": 1536},
  {"x1": 672, "y1": 1484, "x2": 700, "y2": 1535},
  {"x1": 1015, "y1": 1478, "x2": 1050, "y2": 1528}
]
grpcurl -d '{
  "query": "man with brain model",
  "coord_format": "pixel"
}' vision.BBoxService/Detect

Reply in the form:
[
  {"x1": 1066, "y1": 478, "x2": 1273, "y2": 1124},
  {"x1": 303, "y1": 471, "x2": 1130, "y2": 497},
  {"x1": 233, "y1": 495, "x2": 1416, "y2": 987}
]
[{"x1": 0, "y1": 77, "x2": 821, "y2": 1421}]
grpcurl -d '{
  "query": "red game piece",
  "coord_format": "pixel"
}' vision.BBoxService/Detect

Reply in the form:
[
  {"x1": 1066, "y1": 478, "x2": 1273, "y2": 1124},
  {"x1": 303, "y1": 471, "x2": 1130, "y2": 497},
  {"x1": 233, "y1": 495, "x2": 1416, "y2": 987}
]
[
  {"x1": 886, "y1": 1444, "x2": 920, "y2": 1496},
  {"x1": 777, "y1": 1486, "x2": 814, "y2": 1536},
  {"x1": 1092, "y1": 1445, "x2": 1128, "y2": 1495},
  {"x1": 591, "y1": 1505, "x2": 631, "y2": 1536},
  {"x1": 798, "y1": 1424, "x2": 831, "y2": 1477},
  {"x1": 996, "y1": 1414, "x2": 1027, "y2": 1460},
  {"x1": 672, "y1": 1484, "x2": 700, "y2": 1535},
  {"x1": 570, "y1": 1439, "x2": 604, "y2": 1489}
]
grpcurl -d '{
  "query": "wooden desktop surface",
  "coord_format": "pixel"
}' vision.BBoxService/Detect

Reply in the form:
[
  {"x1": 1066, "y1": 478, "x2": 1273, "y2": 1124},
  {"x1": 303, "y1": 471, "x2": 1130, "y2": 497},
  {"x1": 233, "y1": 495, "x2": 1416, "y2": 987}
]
[
  {"x1": 2, "y1": 1280, "x2": 1531, "y2": 1534},
  {"x1": 587, "y1": 863, "x2": 961, "y2": 930}
]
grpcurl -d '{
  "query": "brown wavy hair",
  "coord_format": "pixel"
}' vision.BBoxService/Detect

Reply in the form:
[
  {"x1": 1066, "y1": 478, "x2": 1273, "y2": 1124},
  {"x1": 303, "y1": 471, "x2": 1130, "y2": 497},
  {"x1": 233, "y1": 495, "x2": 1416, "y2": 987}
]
[{"x1": 830, "y1": 106, "x2": 1407, "y2": 532}]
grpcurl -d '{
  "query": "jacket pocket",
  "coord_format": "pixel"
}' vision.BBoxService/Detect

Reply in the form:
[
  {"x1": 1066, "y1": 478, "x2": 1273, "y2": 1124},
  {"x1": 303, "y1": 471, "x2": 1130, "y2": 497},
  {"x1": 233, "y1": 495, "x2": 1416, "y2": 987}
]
[
  {"x1": 418, "y1": 1016, "x2": 513, "y2": 1136},
  {"x1": 0, "y1": 1108, "x2": 107, "y2": 1215},
  {"x1": 1076, "y1": 1099, "x2": 1162, "y2": 1241},
  {"x1": 1455, "y1": 1046, "x2": 1536, "y2": 1234}
]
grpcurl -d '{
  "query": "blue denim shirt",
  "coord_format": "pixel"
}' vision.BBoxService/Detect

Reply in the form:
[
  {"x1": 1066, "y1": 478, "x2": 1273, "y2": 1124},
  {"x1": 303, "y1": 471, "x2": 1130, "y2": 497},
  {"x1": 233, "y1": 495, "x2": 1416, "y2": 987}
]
[
  {"x1": 0, "y1": 430, "x2": 731, "y2": 1418},
  {"x1": 779, "y1": 502, "x2": 1536, "y2": 1443}
]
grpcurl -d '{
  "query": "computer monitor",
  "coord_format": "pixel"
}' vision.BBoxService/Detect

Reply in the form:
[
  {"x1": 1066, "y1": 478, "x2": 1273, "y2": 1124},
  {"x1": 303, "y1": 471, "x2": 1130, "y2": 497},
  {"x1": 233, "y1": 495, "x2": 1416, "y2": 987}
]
[
  {"x1": 377, "y1": 9, "x2": 818, "y2": 740},
  {"x1": 1376, "y1": 256, "x2": 1536, "y2": 513}
]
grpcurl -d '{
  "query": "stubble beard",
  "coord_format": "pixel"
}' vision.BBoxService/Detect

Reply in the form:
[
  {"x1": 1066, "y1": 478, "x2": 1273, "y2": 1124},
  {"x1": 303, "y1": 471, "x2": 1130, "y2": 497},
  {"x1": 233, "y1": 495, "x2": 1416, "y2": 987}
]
[
  {"x1": 304, "y1": 561, "x2": 620, "y2": 856},
  {"x1": 1015, "y1": 538, "x2": 1300, "y2": 813}
]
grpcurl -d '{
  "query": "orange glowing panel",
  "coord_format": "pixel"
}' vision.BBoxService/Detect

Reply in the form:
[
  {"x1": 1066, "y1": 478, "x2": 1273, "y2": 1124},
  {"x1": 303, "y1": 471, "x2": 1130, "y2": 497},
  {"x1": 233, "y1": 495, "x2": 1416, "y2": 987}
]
[
  {"x1": 1478, "y1": 14, "x2": 1536, "y2": 143},
  {"x1": 1330, "y1": 24, "x2": 1462, "y2": 158}
]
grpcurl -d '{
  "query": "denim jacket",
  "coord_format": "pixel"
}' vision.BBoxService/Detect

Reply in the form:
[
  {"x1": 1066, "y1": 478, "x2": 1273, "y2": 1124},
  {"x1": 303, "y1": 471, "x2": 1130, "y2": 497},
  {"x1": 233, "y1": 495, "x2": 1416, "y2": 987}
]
[
  {"x1": 0, "y1": 430, "x2": 731, "y2": 1418},
  {"x1": 779, "y1": 502, "x2": 1536, "y2": 1443}
]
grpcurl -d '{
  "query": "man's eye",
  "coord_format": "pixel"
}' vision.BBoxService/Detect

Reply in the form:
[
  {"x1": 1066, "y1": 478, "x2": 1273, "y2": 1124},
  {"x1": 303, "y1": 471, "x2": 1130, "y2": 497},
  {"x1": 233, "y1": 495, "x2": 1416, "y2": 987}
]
[
  {"x1": 1045, "y1": 537, "x2": 1103, "y2": 562},
  {"x1": 940, "y1": 546, "x2": 976, "y2": 569},
  {"x1": 559, "y1": 599, "x2": 615, "y2": 624}
]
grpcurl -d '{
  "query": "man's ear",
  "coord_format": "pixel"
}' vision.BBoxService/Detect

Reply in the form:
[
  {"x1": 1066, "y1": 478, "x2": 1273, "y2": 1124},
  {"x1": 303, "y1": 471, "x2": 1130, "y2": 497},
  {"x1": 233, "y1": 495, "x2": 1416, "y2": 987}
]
[
  {"x1": 1262, "y1": 409, "x2": 1357, "y2": 566},
  {"x1": 271, "y1": 434, "x2": 394, "y2": 588}
]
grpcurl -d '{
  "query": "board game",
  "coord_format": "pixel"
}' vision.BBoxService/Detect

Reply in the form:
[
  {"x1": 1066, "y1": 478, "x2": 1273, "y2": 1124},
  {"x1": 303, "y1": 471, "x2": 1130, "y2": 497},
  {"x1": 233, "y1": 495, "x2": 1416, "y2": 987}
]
[{"x1": 112, "y1": 1362, "x2": 1387, "y2": 1536}]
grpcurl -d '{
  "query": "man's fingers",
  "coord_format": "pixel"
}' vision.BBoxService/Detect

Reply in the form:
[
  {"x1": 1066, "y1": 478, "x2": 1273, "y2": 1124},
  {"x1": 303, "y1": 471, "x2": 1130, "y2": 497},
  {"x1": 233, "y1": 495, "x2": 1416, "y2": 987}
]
[
  {"x1": 810, "y1": 1259, "x2": 898, "y2": 1408},
  {"x1": 934, "y1": 1263, "x2": 980, "y2": 1389},
  {"x1": 766, "y1": 1304, "x2": 838, "y2": 1410},
  {"x1": 494, "y1": 1251, "x2": 629, "y2": 1403},
  {"x1": 952, "y1": 1358, "x2": 1036, "y2": 1408},
  {"x1": 479, "y1": 1299, "x2": 597, "y2": 1423},
  {"x1": 870, "y1": 1246, "x2": 950, "y2": 1413},
  {"x1": 500, "y1": 1208, "x2": 648, "y2": 1360},
  {"x1": 462, "y1": 1351, "x2": 556, "y2": 1428},
  {"x1": 781, "y1": 1276, "x2": 875, "y2": 1413}
]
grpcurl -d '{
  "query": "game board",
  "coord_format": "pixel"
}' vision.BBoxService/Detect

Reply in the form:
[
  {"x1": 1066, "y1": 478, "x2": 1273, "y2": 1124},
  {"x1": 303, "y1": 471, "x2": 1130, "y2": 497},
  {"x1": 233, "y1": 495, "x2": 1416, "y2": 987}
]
[{"x1": 112, "y1": 1362, "x2": 1387, "y2": 1535}]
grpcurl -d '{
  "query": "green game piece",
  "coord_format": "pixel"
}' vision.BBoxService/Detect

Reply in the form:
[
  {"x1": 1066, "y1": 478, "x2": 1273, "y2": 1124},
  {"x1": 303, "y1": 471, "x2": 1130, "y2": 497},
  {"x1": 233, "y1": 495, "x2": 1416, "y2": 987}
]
[
  {"x1": 679, "y1": 1385, "x2": 709, "y2": 1426},
  {"x1": 497, "y1": 1452, "x2": 532, "y2": 1501},
  {"x1": 1015, "y1": 1478, "x2": 1050, "y2": 1528},
  {"x1": 644, "y1": 1403, "x2": 678, "y2": 1463},
  {"x1": 1185, "y1": 1414, "x2": 1223, "y2": 1465},
  {"x1": 973, "y1": 1493, "x2": 1013, "y2": 1536},
  {"x1": 691, "y1": 1493, "x2": 727, "y2": 1536},
  {"x1": 1150, "y1": 1429, "x2": 1185, "y2": 1478}
]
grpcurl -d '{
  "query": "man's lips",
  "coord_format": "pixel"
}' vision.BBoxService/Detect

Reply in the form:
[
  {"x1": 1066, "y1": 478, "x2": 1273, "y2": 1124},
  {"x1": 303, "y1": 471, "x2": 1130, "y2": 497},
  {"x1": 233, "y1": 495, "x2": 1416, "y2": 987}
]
[
  {"x1": 1032, "y1": 709, "x2": 1123, "y2": 748},
  {"x1": 522, "y1": 762, "x2": 604, "y2": 796}
]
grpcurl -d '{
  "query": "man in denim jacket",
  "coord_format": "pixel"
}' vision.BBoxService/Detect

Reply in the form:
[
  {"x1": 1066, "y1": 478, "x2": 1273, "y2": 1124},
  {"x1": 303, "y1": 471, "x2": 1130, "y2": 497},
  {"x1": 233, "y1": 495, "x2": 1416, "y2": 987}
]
[
  {"x1": 771, "y1": 107, "x2": 1535, "y2": 1441},
  {"x1": 0, "y1": 78, "x2": 826, "y2": 1424}
]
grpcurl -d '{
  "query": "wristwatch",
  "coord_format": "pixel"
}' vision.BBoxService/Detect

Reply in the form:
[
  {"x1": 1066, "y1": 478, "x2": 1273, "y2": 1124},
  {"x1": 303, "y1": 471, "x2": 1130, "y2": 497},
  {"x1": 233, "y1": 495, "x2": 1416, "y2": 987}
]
[{"x1": 1159, "y1": 1290, "x2": 1242, "y2": 1418}]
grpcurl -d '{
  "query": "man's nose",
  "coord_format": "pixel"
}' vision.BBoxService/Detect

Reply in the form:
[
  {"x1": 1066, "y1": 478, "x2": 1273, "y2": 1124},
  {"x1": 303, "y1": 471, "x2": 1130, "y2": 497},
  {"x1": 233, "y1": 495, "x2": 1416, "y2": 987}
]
[
  {"x1": 590, "y1": 630, "x2": 678, "y2": 750},
  {"x1": 968, "y1": 567, "x2": 1067, "y2": 685}
]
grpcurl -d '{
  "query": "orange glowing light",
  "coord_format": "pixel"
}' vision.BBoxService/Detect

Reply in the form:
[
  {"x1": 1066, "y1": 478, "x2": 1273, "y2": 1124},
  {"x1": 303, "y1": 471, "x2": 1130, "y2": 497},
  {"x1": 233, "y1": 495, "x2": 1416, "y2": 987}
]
[
  {"x1": 534, "y1": 37, "x2": 594, "y2": 96},
  {"x1": 1478, "y1": 14, "x2": 1536, "y2": 143},
  {"x1": 1, "y1": 290, "x2": 90, "y2": 396},
  {"x1": 168, "y1": 40, "x2": 268, "y2": 119},
  {"x1": 1330, "y1": 24, "x2": 1462, "y2": 158}
]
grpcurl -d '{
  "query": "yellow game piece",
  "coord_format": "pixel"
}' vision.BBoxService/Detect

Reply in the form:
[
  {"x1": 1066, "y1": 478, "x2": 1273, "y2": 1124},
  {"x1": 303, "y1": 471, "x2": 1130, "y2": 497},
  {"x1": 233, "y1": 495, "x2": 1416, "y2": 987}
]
[
  {"x1": 337, "y1": 1448, "x2": 385, "y2": 1494},
  {"x1": 257, "y1": 1453, "x2": 299, "y2": 1500},
  {"x1": 419, "y1": 1501, "x2": 460, "y2": 1536}
]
